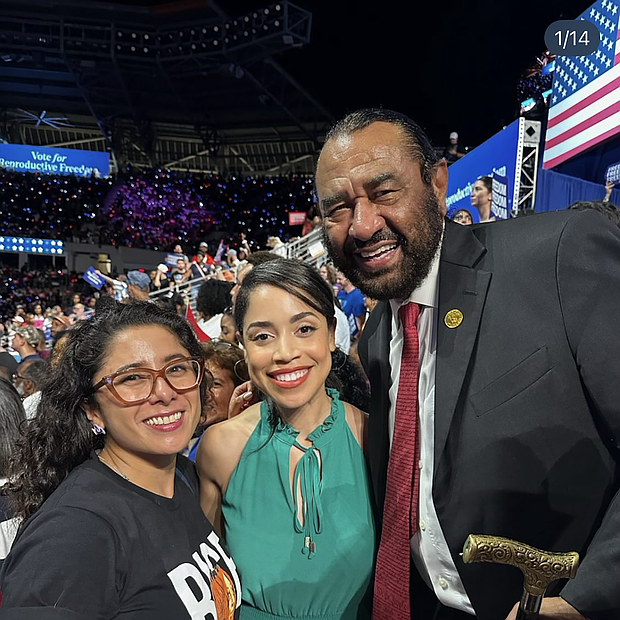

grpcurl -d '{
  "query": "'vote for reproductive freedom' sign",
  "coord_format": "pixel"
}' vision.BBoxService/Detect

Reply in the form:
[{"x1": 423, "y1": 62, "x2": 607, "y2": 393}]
[{"x1": 0, "y1": 143, "x2": 110, "y2": 177}]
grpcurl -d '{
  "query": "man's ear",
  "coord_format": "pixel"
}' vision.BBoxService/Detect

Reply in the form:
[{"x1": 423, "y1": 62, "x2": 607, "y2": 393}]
[{"x1": 432, "y1": 159, "x2": 449, "y2": 217}]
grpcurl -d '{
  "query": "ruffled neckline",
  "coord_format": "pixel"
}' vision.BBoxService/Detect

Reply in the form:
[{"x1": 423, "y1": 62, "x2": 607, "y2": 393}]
[{"x1": 266, "y1": 387, "x2": 343, "y2": 448}]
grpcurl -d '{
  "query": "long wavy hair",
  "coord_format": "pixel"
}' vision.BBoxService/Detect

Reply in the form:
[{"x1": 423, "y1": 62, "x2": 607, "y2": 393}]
[{"x1": 4, "y1": 300, "x2": 209, "y2": 522}]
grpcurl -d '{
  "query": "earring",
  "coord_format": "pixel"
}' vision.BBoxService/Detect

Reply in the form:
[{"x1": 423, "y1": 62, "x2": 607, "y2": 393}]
[
  {"x1": 234, "y1": 359, "x2": 248, "y2": 382},
  {"x1": 91, "y1": 423, "x2": 106, "y2": 436}
]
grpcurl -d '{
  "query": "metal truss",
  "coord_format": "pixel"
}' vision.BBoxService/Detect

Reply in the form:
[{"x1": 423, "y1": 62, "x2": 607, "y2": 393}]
[
  {"x1": 0, "y1": 1, "x2": 332, "y2": 172},
  {"x1": 18, "y1": 116, "x2": 319, "y2": 175},
  {"x1": 513, "y1": 119, "x2": 542, "y2": 215}
]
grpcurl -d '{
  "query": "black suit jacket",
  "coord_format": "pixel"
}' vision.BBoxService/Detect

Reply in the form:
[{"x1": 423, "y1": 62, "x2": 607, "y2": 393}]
[{"x1": 358, "y1": 211, "x2": 620, "y2": 620}]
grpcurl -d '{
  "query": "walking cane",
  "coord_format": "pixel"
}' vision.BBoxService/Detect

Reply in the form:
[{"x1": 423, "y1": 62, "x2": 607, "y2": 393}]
[{"x1": 462, "y1": 534, "x2": 579, "y2": 619}]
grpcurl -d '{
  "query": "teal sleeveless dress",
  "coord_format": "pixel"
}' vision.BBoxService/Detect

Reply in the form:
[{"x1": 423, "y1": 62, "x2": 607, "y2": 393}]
[{"x1": 222, "y1": 389, "x2": 375, "y2": 620}]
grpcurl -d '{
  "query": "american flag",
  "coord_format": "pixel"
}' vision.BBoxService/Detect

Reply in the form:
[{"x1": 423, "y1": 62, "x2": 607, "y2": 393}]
[{"x1": 543, "y1": 0, "x2": 620, "y2": 169}]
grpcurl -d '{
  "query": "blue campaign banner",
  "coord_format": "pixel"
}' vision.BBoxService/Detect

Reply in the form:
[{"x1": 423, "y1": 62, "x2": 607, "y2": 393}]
[
  {"x1": 491, "y1": 173, "x2": 509, "y2": 220},
  {"x1": 0, "y1": 143, "x2": 110, "y2": 177},
  {"x1": 446, "y1": 119, "x2": 521, "y2": 222},
  {"x1": 83, "y1": 266, "x2": 105, "y2": 290}
]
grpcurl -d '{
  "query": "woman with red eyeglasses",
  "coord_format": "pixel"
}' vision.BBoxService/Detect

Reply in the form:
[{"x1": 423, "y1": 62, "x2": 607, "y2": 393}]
[{"x1": 0, "y1": 300, "x2": 241, "y2": 620}]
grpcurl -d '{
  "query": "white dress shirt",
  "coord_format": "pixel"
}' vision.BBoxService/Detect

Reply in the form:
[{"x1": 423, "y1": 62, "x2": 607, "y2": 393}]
[
  {"x1": 387, "y1": 242, "x2": 474, "y2": 615},
  {"x1": 334, "y1": 305, "x2": 351, "y2": 354}
]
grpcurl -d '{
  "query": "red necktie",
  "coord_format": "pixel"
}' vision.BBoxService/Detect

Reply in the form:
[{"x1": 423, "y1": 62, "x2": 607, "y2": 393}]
[{"x1": 373, "y1": 302, "x2": 421, "y2": 620}]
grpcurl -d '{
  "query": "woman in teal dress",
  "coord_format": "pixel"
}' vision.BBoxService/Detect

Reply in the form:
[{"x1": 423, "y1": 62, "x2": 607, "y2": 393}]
[{"x1": 197, "y1": 258, "x2": 375, "y2": 620}]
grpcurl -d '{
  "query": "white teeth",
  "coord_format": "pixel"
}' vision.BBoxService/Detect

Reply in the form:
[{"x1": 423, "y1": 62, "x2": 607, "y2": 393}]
[
  {"x1": 360, "y1": 244, "x2": 397, "y2": 259},
  {"x1": 145, "y1": 412, "x2": 182, "y2": 426},
  {"x1": 274, "y1": 369, "x2": 308, "y2": 382}
]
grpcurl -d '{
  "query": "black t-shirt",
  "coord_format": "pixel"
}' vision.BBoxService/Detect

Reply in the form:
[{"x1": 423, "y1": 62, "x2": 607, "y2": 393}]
[{"x1": 0, "y1": 456, "x2": 241, "y2": 620}]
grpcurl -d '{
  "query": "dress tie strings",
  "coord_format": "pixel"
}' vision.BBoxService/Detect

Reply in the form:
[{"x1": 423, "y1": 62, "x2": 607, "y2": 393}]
[{"x1": 292, "y1": 441, "x2": 323, "y2": 559}]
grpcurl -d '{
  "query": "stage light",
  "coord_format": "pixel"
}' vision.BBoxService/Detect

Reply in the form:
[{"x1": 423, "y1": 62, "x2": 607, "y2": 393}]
[
  {"x1": 202, "y1": 28, "x2": 207, "y2": 34},
  {"x1": 214, "y1": 26, "x2": 219, "y2": 32},
  {"x1": 131, "y1": 46, "x2": 136, "y2": 52},
  {"x1": 143, "y1": 47, "x2": 149, "y2": 53},
  {"x1": 264, "y1": 8, "x2": 270, "y2": 14},
  {"x1": 131, "y1": 32, "x2": 137, "y2": 38},
  {"x1": 275, "y1": 4, "x2": 281, "y2": 10},
  {"x1": 274, "y1": 20, "x2": 280, "y2": 26}
]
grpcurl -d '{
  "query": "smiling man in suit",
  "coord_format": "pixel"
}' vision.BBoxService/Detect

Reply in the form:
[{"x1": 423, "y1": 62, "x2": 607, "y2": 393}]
[{"x1": 315, "y1": 108, "x2": 620, "y2": 620}]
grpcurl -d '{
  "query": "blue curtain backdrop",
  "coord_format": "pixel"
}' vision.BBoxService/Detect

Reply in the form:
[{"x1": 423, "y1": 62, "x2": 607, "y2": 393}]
[{"x1": 534, "y1": 168, "x2": 620, "y2": 213}]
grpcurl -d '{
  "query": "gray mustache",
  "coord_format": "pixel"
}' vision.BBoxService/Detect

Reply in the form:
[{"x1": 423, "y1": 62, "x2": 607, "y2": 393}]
[{"x1": 352, "y1": 230, "x2": 404, "y2": 250}]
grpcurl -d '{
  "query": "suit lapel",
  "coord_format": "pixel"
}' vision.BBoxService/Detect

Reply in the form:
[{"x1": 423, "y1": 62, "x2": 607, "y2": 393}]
[
  {"x1": 364, "y1": 301, "x2": 393, "y2": 513},
  {"x1": 434, "y1": 221, "x2": 491, "y2": 468}
]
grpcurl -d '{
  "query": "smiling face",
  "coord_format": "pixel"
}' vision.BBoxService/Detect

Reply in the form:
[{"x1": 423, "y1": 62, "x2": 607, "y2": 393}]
[
  {"x1": 85, "y1": 325, "x2": 202, "y2": 462},
  {"x1": 241, "y1": 285, "x2": 335, "y2": 415},
  {"x1": 316, "y1": 122, "x2": 447, "y2": 301},
  {"x1": 205, "y1": 361, "x2": 236, "y2": 426}
]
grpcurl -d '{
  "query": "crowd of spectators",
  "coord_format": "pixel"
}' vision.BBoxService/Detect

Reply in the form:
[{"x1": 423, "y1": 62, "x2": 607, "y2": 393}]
[{"x1": 0, "y1": 169, "x2": 316, "y2": 251}]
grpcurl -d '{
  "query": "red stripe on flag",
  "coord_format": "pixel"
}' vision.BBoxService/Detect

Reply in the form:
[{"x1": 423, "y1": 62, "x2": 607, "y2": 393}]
[
  {"x1": 185, "y1": 305, "x2": 211, "y2": 342},
  {"x1": 545, "y1": 99, "x2": 620, "y2": 150},
  {"x1": 544, "y1": 123, "x2": 620, "y2": 169},
  {"x1": 547, "y1": 74, "x2": 620, "y2": 129}
]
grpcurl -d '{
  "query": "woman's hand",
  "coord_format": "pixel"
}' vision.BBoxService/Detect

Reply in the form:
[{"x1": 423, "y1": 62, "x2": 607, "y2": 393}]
[{"x1": 227, "y1": 381, "x2": 257, "y2": 419}]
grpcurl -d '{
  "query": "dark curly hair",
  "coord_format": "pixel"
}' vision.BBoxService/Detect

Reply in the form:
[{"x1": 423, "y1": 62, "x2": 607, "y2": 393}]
[
  {"x1": 4, "y1": 300, "x2": 209, "y2": 522},
  {"x1": 0, "y1": 377, "x2": 26, "y2": 477},
  {"x1": 196, "y1": 279, "x2": 234, "y2": 319}
]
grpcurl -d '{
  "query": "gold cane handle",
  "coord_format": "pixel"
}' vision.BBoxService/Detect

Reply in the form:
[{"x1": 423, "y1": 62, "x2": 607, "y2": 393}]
[{"x1": 462, "y1": 534, "x2": 579, "y2": 596}]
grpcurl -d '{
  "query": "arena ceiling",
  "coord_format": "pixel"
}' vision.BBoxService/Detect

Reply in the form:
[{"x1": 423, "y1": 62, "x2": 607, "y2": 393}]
[{"x1": 0, "y1": 0, "x2": 333, "y2": 174}]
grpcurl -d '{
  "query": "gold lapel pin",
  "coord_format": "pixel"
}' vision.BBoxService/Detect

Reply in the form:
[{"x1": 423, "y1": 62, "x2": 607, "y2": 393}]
[{"x1": 444, "y1": 309, "x2": 464, "y2": 329}]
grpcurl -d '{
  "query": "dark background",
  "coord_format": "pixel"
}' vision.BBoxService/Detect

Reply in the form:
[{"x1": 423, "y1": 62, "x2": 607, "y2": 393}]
[{"x1": 97, "y1": 0, "x2": 590, "y2": 147}]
